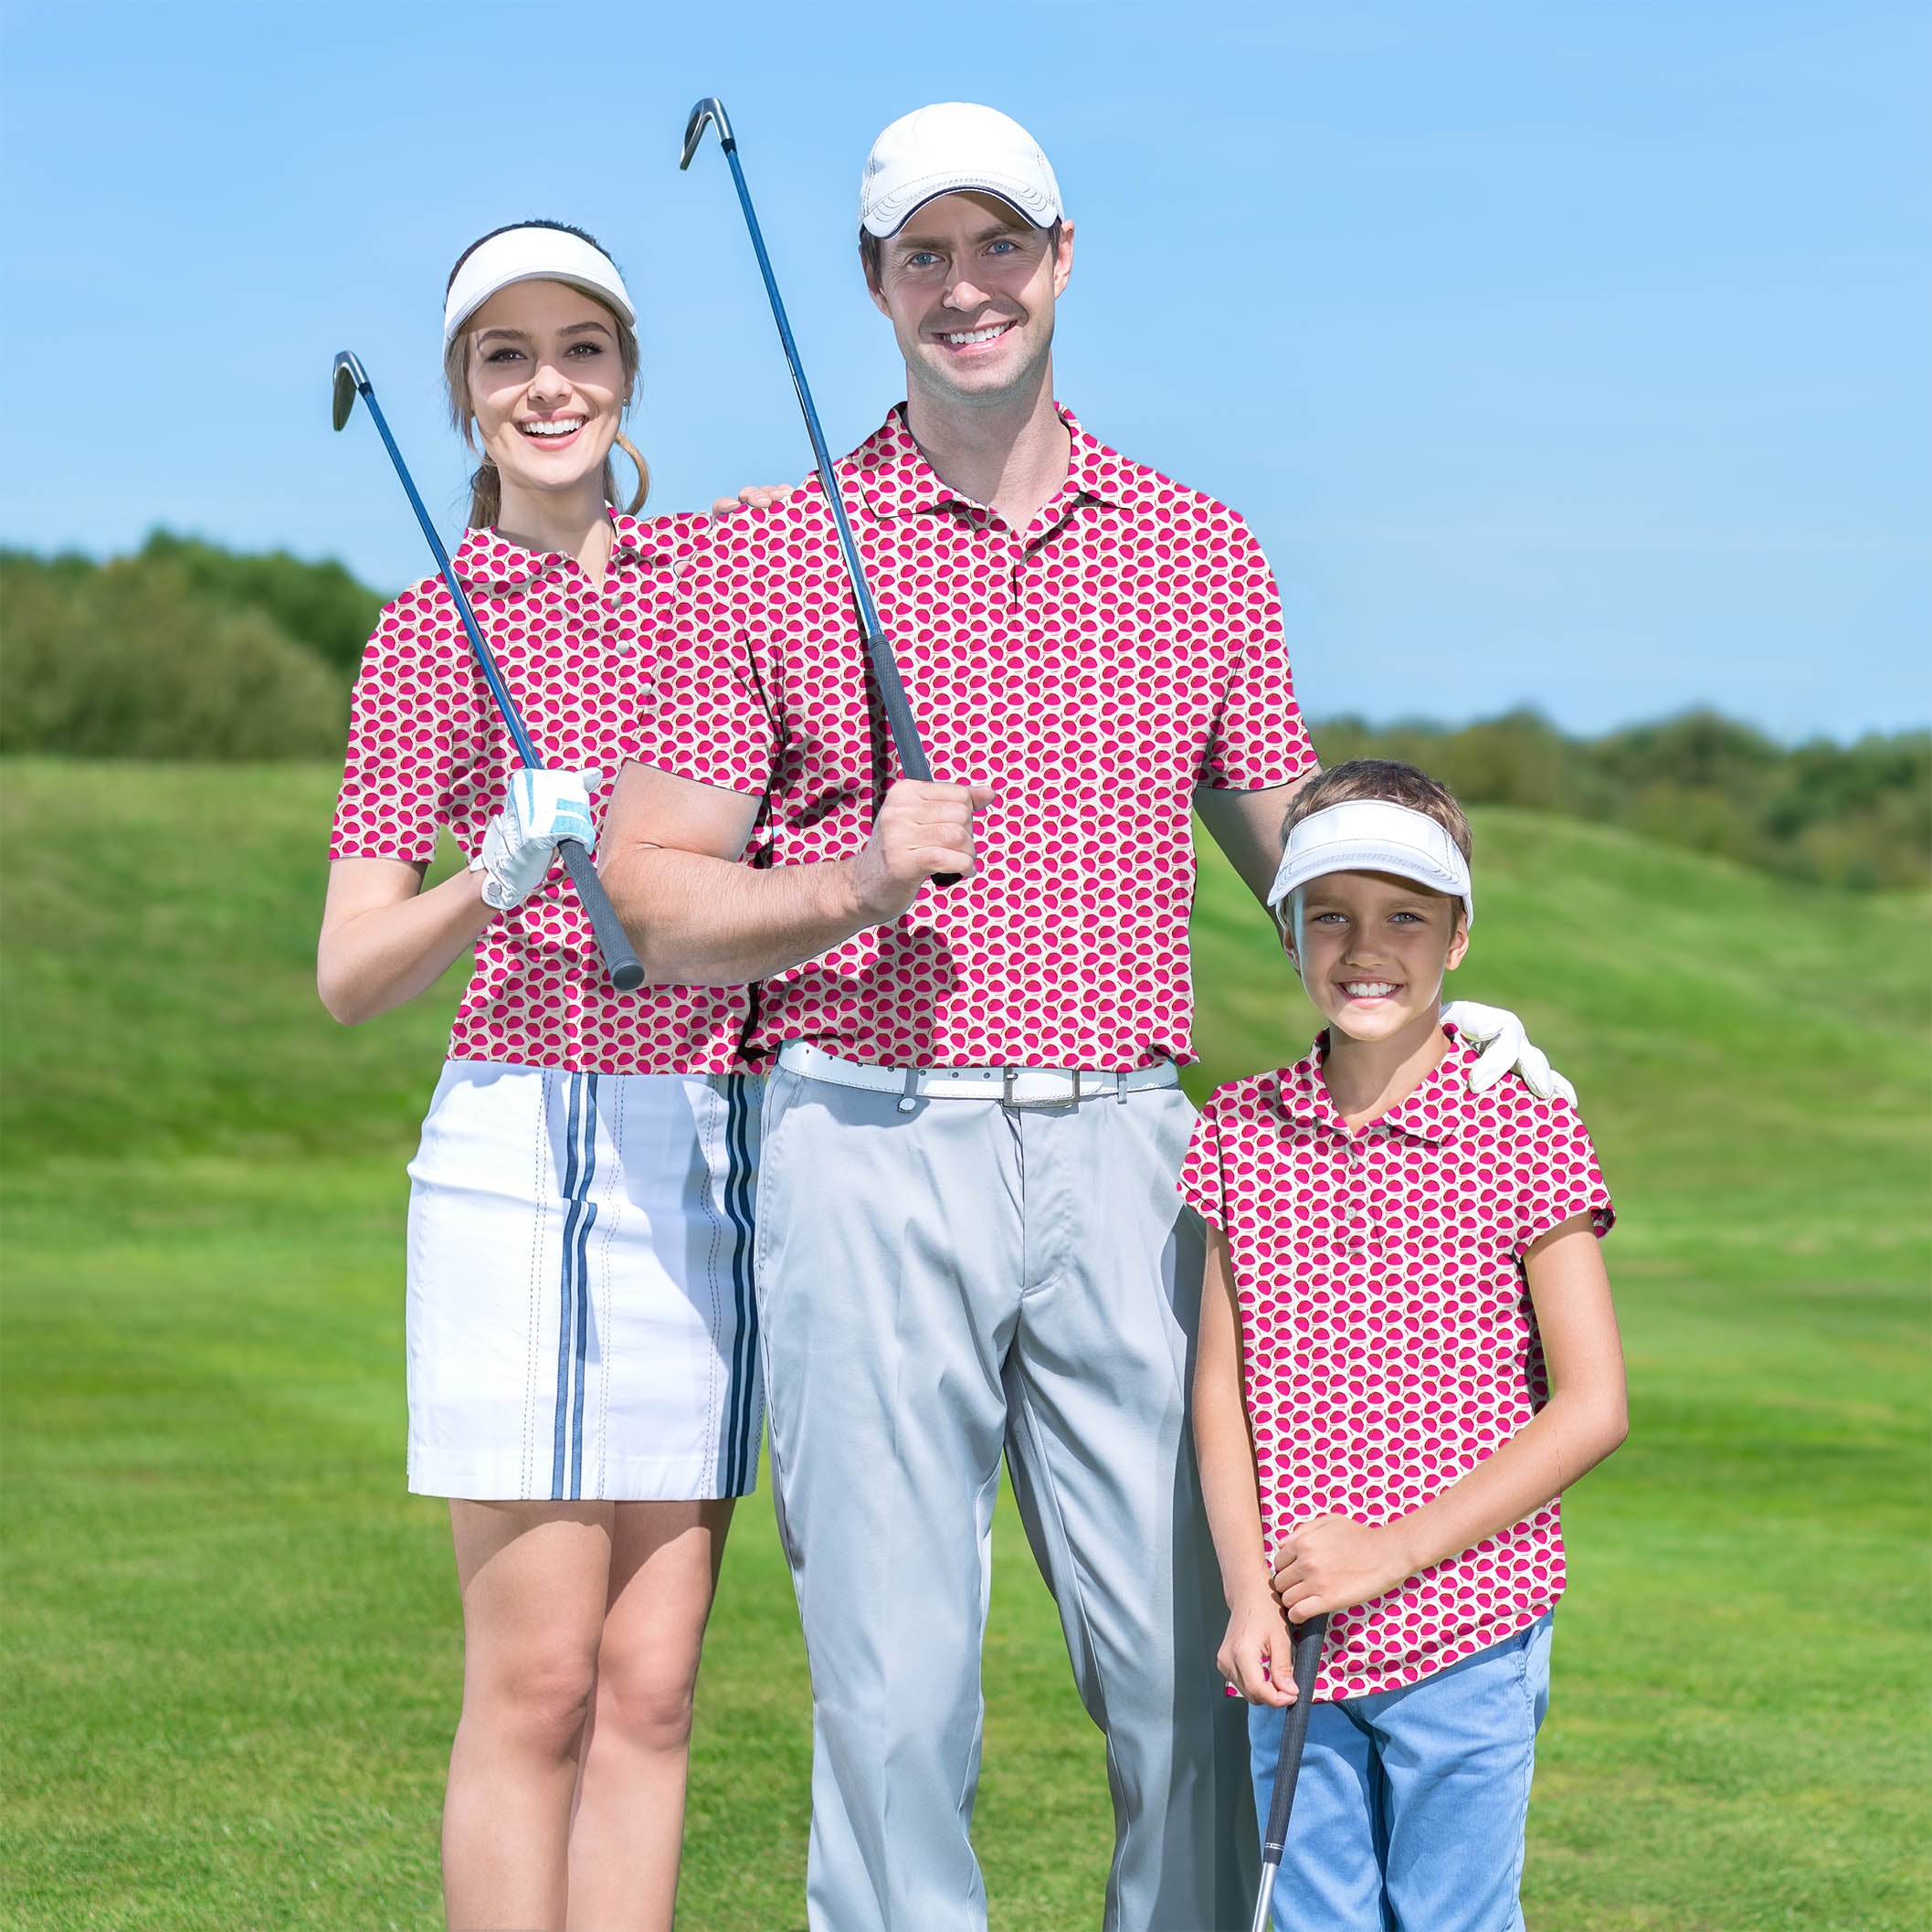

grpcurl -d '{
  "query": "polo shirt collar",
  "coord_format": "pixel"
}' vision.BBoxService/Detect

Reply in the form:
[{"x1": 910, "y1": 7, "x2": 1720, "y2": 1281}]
[
  {"x1": 855, "y1": 401, "x2": 1131, "y2": 523},
  {"x1": 1279, "y1": 1024, "x2": 1482, "y2": 1145},
  {"x1": 452, "y1": 512, "x2": 665, "y2": 597}
]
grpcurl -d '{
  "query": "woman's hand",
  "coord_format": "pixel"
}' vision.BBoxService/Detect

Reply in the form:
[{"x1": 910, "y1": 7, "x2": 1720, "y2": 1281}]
[
  {"x1": 1218, "y1": 1583, "x2": 1295, "y2": 1706},
  {"x1": 477, "y1": 767, "x2": 602, "y2": 910},
  {"x1": 1271, "y1": 1515, "x2": 1417, "y2": 1623}
]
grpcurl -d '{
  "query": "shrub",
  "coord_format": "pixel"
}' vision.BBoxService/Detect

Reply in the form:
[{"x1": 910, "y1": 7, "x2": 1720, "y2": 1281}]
[{"x1": 1, "y1": 552, "x2": 345, "y2": 760}]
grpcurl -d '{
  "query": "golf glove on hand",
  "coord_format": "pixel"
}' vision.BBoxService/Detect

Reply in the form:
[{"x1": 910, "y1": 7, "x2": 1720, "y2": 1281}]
[
  {"x1": 475, "y1": 767, "x2": 604, "y2": 912},
  {"x1": 1442, "y1": 999, "x2": 1578, "y2": 1104}
]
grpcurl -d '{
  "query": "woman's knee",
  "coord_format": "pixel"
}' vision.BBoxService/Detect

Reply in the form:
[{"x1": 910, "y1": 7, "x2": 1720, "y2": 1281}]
[
  {"x1": 592, "y1": 1632, "x2": 702, "y2": 1753},
  {"x1": 466, "y1": 1639, "x2": 601, "y2": 1756}
]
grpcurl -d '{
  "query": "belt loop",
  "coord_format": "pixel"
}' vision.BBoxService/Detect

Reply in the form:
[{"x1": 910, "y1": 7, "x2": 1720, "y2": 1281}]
[
  {"x1": 1116, "y1": 1069, "x2": 1128, "y2": 1103},
  {"x1": 897, "y1": 1067, "x2": 919, "y2": 1114}
]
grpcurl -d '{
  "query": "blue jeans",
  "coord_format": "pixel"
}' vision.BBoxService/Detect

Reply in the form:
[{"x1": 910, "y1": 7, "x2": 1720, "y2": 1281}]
[{"x1": 1250, "y1": 1612, "x2": 1555, "y2": 1932}]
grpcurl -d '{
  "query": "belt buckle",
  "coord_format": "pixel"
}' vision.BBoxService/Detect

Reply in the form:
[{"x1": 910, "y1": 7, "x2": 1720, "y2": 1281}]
[{"x1": 1002, "y1": 1067, "x2": 1081, "y2": 1110}]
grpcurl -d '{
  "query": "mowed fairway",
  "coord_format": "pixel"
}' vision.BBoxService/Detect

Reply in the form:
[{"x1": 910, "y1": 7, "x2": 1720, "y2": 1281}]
[{"x1": 4, "y1": 760, "x2": 1927, "y2": 1930}]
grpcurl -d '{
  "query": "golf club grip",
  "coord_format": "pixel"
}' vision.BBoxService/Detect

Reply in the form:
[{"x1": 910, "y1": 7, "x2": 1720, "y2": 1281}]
[
  {"x1": 863, "y1": 632, "x2": 964, "y2": 893},
  {"x1": 1262, "y1": 1612, "x2": 1330, "y2": 1860},
  {"x1": 557, "y1": 840, "x2": 645, "y2": 993}
]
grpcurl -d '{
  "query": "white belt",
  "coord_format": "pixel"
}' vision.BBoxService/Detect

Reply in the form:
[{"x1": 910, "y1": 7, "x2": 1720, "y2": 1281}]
[{"x1": 776, "y1": 1040, "x2": 1181, "y2": 1111}]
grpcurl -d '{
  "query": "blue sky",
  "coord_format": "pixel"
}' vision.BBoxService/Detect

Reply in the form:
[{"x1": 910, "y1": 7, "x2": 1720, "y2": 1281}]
[{"x1": 3, "y1": 0, "x2": 1926, "y2": 739}]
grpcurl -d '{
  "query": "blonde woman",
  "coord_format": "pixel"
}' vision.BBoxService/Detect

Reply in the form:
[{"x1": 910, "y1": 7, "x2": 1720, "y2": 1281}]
[{"x1": 320, "y1": 222, "x2": 767, "y2": 1932}]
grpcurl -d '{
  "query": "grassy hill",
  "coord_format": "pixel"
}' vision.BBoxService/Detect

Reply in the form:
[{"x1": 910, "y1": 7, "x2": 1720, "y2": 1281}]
[{"x1": 2, "y1": 759, "x2": 1927, "y2": 1929}]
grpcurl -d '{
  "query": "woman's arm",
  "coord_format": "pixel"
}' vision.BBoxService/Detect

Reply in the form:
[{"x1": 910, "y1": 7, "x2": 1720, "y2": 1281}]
[
  {"x1": 1193, "y1": 1227, "x2": 1293, "y2": 1705},
  {"x1": 317, "y1": 856, "x2": 493, "y2": 1026},
  {"x1": 1272, "y1": 1214, "x2": 1629, "y2": 1621}
]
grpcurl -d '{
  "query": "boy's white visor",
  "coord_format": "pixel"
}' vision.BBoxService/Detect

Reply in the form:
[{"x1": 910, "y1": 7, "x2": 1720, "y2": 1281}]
[
  {"x1": 444, "y1": 227, "x2": 635, "y2": 345},
  {"x1": 1267, "y1": 799, "x2": 1474, "y2": 926}
]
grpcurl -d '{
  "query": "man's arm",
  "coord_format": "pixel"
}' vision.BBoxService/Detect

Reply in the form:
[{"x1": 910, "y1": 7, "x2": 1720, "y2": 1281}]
[
  {"x1": 598, "y1": 762, "x2": 993, "y2": 986},
  {"x1": 1193, "y1": 776, "x2": 1314, "y2": 911}
]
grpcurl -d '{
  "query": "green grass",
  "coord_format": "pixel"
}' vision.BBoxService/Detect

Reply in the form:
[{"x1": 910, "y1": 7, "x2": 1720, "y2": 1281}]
[{"x1": 3, "y1": 759, "x2": 1928, "y2": 1928}]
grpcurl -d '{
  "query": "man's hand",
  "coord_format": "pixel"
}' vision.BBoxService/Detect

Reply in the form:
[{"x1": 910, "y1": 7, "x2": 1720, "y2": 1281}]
[
  {"x1": 709, "y1": 483, "x2": 797, "y2": 519},
  {"x1": 1271, "y1": 1515, "x2": 1416, "y2": 1623},
  {"x1": 1218, "y1": 1583, "x2": 1296, "y2": 1707},
  {"x1": 848, "y1": 778, "x2": 995, "y2": 920},
  {"x1": 1442, "y1": 999, "x2": 1578, "y2": 1103}
]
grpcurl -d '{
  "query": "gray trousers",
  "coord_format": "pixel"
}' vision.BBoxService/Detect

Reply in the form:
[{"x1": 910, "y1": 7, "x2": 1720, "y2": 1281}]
[{"x1": 755, "y1": 1066, "x2": 1254, "y2": 1932}]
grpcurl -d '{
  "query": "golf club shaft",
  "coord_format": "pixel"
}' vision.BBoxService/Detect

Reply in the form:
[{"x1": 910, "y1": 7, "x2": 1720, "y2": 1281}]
[
  {"x1": 336, "y1": 361, "x2": 644, "y2": 992},
  {"x1": 708, "y1": 137, "x2": 935, "y2": 787},
  {"x1": 1248, "y1": 1611, "x2": 1330, "y2": 1932}
]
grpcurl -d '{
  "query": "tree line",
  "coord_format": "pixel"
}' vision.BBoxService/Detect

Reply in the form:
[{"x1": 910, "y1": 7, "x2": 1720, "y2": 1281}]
[{"x1": 2, "y1": 536, "x2": 1924, "y2": 891}]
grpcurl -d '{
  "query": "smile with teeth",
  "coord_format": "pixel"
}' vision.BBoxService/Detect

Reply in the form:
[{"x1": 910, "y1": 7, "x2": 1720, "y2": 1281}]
[
  {"x1": 937, "y1": 322, "x2": 1014, "y2": 347},
  {"x1": 519, "y1": 417, "x2": 586, "y2": 438},
  {"x1": 1340, "y1": 981, "x2": 1399, "y2": 998}
]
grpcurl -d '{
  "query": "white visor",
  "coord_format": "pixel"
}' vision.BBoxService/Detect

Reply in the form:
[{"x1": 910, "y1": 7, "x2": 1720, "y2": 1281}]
[
  {"x1": 860, "y1": 101, "x2": 1063, "y2": 238},
  {"x1": 1267, "y1": 799, "x2": 1474, "y2": 927},
  {"x1": 444, "y1": 227, "x2": 635, "y2": 346}
]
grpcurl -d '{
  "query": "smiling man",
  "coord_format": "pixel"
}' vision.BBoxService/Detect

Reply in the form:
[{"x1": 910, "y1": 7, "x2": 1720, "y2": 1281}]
[{"x1": 600, "y1": 103, "x2": 1547, "y2": 1932}]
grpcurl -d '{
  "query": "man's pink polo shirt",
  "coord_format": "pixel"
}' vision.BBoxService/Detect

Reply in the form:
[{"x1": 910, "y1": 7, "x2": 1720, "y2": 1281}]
[
  {"x1": 636, "y1": 404, "x2": 1316, "y2": 1069},
  {"x1": 1180, "y1": 1025, "x2": 1615, "y2": 1702},
  {"x1": 332, "y1": 514, "x2": 749, "y2": 1074}
]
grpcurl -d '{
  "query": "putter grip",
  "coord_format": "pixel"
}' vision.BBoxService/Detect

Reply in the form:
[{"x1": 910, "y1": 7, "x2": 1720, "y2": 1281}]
[
  {"x1": 558, "y1": 840, "x2": 645, "y2": 993},
  {"x1": 1262, "y1": 1612, "x2": 1329, "y2": 1860}
]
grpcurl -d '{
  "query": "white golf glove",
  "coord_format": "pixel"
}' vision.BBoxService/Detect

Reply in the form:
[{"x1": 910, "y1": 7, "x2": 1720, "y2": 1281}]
[
  {"x1": 1441, "y1": 999, "x2": 1578, "y2": 1105},
  {"x1": 474, "y1": 767, "x2": 604, "y2": 912}
]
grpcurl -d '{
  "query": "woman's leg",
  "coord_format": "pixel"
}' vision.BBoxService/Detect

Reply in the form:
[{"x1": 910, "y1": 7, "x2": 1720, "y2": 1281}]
[
  {"x1": 444, "y1": 1500, "x2": 616, "y2": 1932},
  {"x1": 565, "y1": 1497, "x2": 734, "y2": 1932}
]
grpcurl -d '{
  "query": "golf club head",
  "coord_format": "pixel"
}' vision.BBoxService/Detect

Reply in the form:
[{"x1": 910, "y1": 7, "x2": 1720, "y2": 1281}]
[
  {"x1": 331, "y1": 350, "x2": 369, "y2": 432},
  {"x1": 680, "y1": 95, "x2": 734, "y2": 169}
]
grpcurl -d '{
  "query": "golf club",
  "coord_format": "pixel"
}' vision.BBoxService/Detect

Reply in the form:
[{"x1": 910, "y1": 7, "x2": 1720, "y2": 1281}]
[
  {"x1": 330, "y1": 351, "x2": 644, "y2": 992},
  {"x1": 1249, "y1": 1611, "x2": 1330, "y2": 1932},
  {"x1": 679, "y1": 96, "x2": 960, "y2": 887}
]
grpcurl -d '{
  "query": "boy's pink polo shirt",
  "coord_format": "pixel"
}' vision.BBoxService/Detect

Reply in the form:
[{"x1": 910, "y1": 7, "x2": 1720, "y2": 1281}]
[
  {"x1": 331, "y1": 514, "x2": 749, "y2": 1075},
  {"x1": 633, "y1": 403, "x2": 1316, "y2": 1070},
  {"x1": 1180, "y1": 1025, "x2": 1614, "y2": 1701}
]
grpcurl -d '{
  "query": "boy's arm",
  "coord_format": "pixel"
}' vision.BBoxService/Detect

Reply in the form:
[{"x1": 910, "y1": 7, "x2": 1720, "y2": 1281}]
[
  {"x1": 1192, "y1": 1227, "x2": 1293, "y2": 1706},
  {"x1": 1272, "y1": 1215, "x2": 1629, "y2": 1622}
]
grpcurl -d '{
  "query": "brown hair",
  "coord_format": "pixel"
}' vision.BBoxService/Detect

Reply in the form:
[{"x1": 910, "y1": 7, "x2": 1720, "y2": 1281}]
[
  {"x1": 442, "y1": 221, "x2": 649, "y2": 529},
  {"x1": 1283, "y1": 759, "x2": 1474, "y2": 862},
  {"x1": 859, "y1": 215, "x2": 1065, "y2": 292}
]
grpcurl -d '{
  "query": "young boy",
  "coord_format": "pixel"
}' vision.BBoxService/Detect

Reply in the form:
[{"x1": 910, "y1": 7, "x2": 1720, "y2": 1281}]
[{"x1": 1185, "y1": 759, "x2": 1629, "y2": 1931}]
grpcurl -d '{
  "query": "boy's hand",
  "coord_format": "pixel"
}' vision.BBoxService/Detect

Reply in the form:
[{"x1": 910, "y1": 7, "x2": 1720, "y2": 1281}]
[
  {"x1": 1217, "y1": 1586, "x2": 1295, "y2": 1707},
  {"x1": 1272, "y1": 1515, "x2": 1417, "y2": 1622}
]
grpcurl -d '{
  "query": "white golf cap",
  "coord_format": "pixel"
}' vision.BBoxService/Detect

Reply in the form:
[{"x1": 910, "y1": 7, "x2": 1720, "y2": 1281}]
[
  {"x1": 859, "y1": 102, "x2": 1064, "y2": 239},
  {"x1": 1267, "y1": 799, "x2": 1475, "y2": 927},
  {"x1": 444, "y1": 225, "x2": 636, "y2": 346}
]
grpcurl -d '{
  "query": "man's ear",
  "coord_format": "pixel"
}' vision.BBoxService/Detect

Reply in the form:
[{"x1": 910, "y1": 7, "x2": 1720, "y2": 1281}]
[{"x1": 1050, "y1": 217, "x2": 1075, "y2": 299}]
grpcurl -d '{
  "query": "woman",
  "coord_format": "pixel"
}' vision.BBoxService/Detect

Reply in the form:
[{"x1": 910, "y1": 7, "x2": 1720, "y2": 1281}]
[{"x1": 320, "y1": 221, "x2": 765, "y2": 1932}]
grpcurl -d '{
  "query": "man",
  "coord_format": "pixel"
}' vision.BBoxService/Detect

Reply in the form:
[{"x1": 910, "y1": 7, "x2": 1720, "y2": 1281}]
[{"x1": 603, "y1": 103, "x2": 1557, "y2": 1932}]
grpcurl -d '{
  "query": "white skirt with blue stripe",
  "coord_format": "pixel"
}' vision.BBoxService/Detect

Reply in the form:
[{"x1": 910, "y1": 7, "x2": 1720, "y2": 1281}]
[{"x1": 404, "y1": 1062, "x2": 762, "y2": 1501}]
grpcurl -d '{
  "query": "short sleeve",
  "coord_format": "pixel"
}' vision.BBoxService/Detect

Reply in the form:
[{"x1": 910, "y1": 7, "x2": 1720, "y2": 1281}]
[
  {"x1": 1516, "y1": 1100, "x2": 1616, "y2": 1254},
  {"x1": 1198, "y1": 521, "x2": 1318, "y2": 792},
  {"x1": 328, "y1": 589, "x2": 460, "y2": 863},
  {"x1": 628, "y1": 515, "x2": 776, "y2": 796},
  {"x1": 1178, "y1": 1095, "x2": 1230, "y2": 1231}
]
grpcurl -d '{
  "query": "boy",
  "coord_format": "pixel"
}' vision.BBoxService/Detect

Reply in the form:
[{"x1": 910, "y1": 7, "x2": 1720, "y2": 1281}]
[{"x1": 1185, "y1": 759, "x2": 1630, "y2": 1931}]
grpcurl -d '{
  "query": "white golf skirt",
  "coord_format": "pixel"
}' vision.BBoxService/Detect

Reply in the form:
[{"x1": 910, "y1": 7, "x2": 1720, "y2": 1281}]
[{"x1": 405, "y1": 1061, "x2": 762, "y2": 1502}]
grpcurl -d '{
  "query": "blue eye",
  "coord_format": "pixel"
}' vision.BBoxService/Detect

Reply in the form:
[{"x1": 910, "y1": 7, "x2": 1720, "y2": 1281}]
[
  {"x1": 987, "y1": 239, "x2": 1018, "y2": 256},
  {"x1": 906, "y1": 251, "x2": 941, "y2": 269}
]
